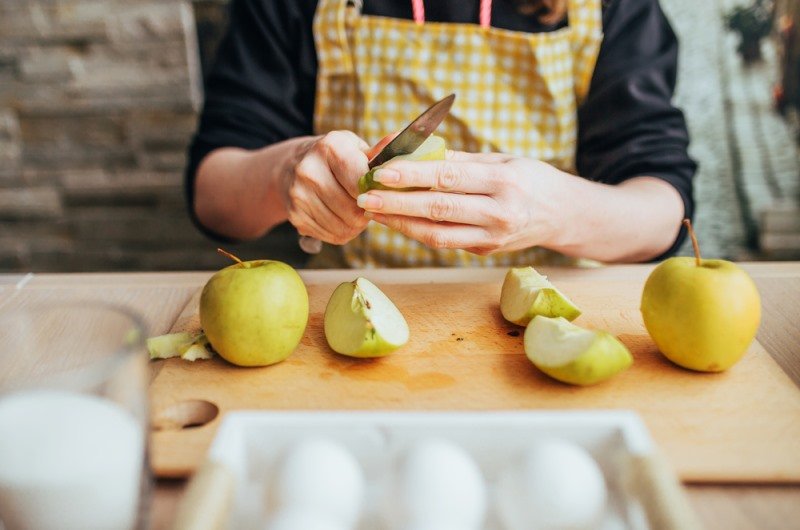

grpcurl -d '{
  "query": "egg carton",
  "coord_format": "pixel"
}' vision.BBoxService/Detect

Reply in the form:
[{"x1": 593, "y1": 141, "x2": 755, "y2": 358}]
[{"x1": 171, "y1": 410, "x2": 701, "y2": 530}]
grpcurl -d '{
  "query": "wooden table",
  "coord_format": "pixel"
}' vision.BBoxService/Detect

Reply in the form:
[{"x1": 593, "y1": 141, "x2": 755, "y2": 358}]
[{"x1": 3, "y1": 264, "x2": 799, "y2": 530}]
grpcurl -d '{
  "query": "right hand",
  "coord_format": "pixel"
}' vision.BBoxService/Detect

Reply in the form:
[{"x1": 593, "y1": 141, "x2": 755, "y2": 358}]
[{"x1": 282, "y1": 130, "x2": 373, "y2": 245}]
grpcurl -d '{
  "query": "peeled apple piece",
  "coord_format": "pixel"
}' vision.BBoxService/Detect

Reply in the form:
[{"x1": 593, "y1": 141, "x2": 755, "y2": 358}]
[
  {"x1": 500, "y1": 266, "x2": 581, "y2": 326},
  {"x1": 358, "y1": 135, "x2": 446, "y2": 193},
  {"x1": 324, "y1": 277, "x2": 409, "y2": 358},
  {"x1": 524, "y1": 316, "x2": 632, "y2": 386}
]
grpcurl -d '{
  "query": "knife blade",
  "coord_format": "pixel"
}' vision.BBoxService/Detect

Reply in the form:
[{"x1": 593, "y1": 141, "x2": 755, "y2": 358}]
[
  {"x1": 299, "y1": 93, "x2": 456, "y2": 255},
  {"x1": 368, "y1": 93, "x2": 455, "y2": 168}
]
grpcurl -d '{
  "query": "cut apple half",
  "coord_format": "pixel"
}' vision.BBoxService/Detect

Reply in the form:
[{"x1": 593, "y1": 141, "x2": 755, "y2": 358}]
[
  {"x1": 524, "y1": 316, "x2": 632, "y2": 386},
  {"x1": 324, "y1": 277, "x2": 410, "y2": 358},
  {"x1": 500, "y1": 267, "x2": 581, "y2": 326}
]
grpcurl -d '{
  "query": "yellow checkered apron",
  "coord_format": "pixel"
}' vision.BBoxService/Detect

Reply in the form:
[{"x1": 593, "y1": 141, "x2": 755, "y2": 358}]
[{"x1": 312, "y1": 0, "x2": 603, "y2": 268}]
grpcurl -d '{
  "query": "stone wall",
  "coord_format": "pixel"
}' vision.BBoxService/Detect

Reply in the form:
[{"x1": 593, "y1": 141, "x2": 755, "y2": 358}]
[{"x1": 0, "y1": 0, "x2": 303, "y2": 272}]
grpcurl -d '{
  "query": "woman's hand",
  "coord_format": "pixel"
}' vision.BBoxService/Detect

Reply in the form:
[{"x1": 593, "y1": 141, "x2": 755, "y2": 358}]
[
  {"x1": 281, "y1": 130, "x2": 374, "y2": 245},
  {"x1": 355, "y1": 151, "x2": 574, "y2": 255}
]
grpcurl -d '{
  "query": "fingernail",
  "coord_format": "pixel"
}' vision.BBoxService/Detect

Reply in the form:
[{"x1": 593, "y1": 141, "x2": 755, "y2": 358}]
[
  {"x1": 373, "y1": 168, "x2": 399, "y2": 184},
  {"x1": 357, "y1": 193, "x2": 382, "y2": 210}
]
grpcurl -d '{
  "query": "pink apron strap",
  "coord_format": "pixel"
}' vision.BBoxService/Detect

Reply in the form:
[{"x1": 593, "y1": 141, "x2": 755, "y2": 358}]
[
  {"x1": 411, "y1": 0, "x2": 493, "y2": 27},
  {"x1": 411, "y1": 0, "x2": 425, "y2": 25},
  {"x1": 479, "y1": 0, "x2": 492, "y2": 28}
]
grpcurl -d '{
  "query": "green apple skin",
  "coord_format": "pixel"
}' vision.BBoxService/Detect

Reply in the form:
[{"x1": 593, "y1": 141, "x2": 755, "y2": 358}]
[
  {"x1": 200, "y1": 260, "x2": 309, "y2": 367},
  {"x1": 640, "y1": 257, "x2": 761, "y2": 372},
  {"x1": 323, "y1": 279, "x2": 409, "y2": 358},
  {"x1": 532, "y1": 331, "x2": 633, "y2": 386}
]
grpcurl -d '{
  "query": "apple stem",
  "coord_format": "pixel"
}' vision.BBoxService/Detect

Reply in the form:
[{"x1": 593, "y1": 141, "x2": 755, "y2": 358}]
[
  {"x1": 683, "y1": 219, "x2": 702, "y2": 267},
  {"x1": 216, "y1": 248, "x2": 244, "y2": 265}
]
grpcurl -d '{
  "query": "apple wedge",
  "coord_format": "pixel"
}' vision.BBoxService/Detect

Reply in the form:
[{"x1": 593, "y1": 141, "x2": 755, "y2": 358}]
[
  {"x1": 324, "y1": 277, "x2": 409, "y2": 357},
  {"x1": 500, "y1": 267, "x2": 581, "y2": 326},
  {"x1": 524, "y1": 316, "x2": 632, "y2": 386}
]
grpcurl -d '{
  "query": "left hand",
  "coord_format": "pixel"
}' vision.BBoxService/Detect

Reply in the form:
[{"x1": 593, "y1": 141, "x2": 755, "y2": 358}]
[{"x1": 355, "y1": 151, "x2": 574, "y2": 255}]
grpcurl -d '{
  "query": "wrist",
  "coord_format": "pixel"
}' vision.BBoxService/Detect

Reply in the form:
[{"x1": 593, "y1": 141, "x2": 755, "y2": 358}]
[
  {"x1": 252, "y1": 136, "x2": 319, "y2": 226},
  {"x1": 535, "y1": 166, "x2": 589, "y2": 251}
]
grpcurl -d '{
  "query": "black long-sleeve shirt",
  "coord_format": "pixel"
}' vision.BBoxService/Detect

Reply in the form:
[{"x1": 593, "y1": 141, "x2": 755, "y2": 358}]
[{"x1": 186, "y1": 0, "x2": 696, "y2": 259}]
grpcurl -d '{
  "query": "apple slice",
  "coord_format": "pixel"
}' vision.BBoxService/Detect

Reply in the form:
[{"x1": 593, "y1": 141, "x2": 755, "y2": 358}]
[
  {"x1": 500, "y1": 267, "x2": 581, "y2": 326},
  {"x1": 524, "y1": 316, "x2": 632, "y2": 386},
  {"x1": 324, "y1": 277, "x2": 409, "y2": 357}
]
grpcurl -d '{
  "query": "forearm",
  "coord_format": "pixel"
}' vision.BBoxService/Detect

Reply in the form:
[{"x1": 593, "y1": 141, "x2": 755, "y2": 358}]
[
  {"x1": 545, "y1": 175, "x2": 685, "y2": 263},
  {"x1": 193, "y1": 136, "x2": 316, "y2": 240}
]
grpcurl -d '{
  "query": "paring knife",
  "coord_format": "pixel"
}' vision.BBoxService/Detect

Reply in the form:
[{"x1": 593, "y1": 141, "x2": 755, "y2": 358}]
[{"x1": 299, "y1": 93, "x2": 456, "y2": 254}]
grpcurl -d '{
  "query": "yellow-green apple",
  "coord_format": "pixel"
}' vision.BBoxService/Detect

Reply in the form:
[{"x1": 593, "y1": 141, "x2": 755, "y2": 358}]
[
  {"x1": 524, "y1": 316, "x2": 633, "y2": 386},
  {"x1": 200, "y1": 249, "x2": 309, "y2": 367},
  {"x1": 640, "y1": 220, "x2": 761, "y2": 372}
]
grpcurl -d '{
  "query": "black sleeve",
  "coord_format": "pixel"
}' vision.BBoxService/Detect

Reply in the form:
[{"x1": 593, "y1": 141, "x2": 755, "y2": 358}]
[
  {"x1": 577, "y1": 0, "x2": 696, "y2": 260},
  {"x1": 184, "y1": 0, "x2": 318, "y2": 240}
]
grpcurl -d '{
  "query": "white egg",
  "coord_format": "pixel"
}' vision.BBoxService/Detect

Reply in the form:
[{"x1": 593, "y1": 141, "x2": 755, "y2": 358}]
[
  {"x1": 495, "y1": 438, "x2": 608, "y2": 530},
  {"x1": 269, "y1": 438, "x2": 365, "y2": 527},
  {"x1": 390, "y1": 438, "x2": 487, "y2": 529},
  {"x1": 265, "y1": 509, "x2": 347, "y2": 530}
]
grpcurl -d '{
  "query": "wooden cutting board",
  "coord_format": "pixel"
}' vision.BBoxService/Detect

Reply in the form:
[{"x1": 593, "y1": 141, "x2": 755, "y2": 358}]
[{"x1": 149, "y1": 273, "x2": 800, "y2": 483}]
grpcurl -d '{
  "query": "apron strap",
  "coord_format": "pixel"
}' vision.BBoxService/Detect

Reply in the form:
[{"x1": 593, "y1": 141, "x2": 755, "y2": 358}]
[
  {"x1": 411, "y1": 0, "x2": 494, "y2": 28},
  {"x1": 412, "y1": 0, "x2": 425, "y2": 25},
  {"x1": 314, "y1": 0, "x2": 356, "y2": 75}
]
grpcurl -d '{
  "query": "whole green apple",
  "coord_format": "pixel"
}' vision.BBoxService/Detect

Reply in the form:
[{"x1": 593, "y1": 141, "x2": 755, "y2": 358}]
[
  {"x1": 200, "y1": 252, "x2": 309, "y2": 367},
  {"x1": 640, "y1": 221, "x2": 761, "y2": 372}
]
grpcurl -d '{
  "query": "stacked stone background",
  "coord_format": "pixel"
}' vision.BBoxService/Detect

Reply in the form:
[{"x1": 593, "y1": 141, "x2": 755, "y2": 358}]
[
  {"x1": 0, "y1": 0, "x2": 798, "y2": 272},
  {"x1": 0, "y1": 0, "x2": 305, "y2": 271}
]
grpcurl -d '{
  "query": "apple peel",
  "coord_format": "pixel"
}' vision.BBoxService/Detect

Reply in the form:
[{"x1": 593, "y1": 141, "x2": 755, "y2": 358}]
[{"x1": 147, "y1": 331, "x2": 214, "y2": 361}]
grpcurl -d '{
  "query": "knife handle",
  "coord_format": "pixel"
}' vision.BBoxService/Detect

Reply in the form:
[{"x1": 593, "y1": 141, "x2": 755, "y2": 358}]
[{"x1": 298, "y1": 235, "x2": 323, "y2": 254}]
